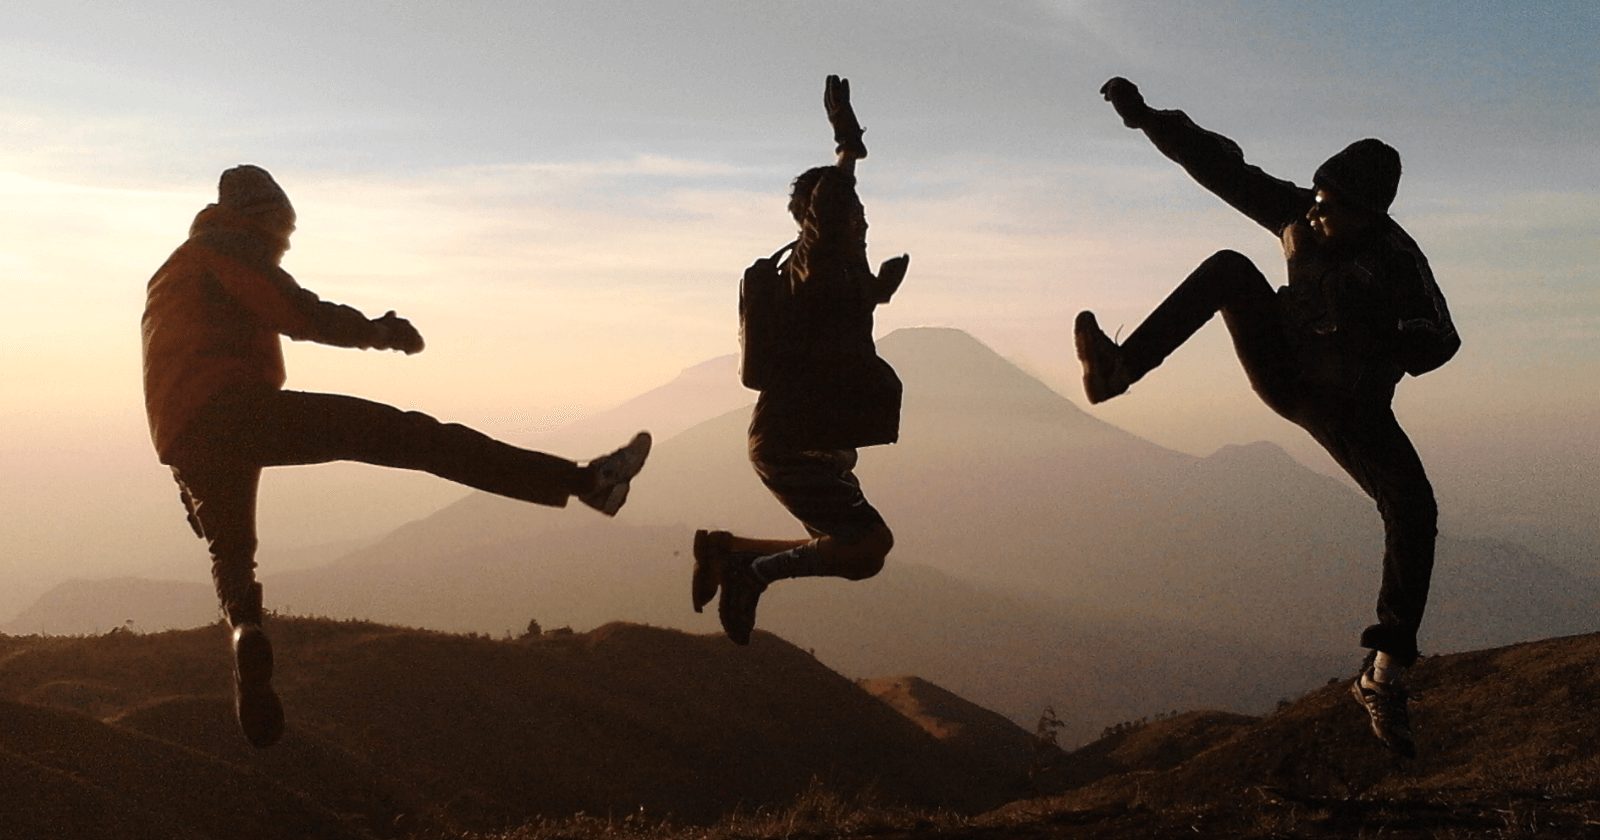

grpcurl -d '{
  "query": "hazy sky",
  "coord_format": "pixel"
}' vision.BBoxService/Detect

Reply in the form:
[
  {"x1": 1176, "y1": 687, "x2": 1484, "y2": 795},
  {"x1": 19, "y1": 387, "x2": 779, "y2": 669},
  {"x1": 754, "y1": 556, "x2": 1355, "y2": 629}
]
[{"x1": 3, "y1": 2, "x2": 1597, "y2": 615}]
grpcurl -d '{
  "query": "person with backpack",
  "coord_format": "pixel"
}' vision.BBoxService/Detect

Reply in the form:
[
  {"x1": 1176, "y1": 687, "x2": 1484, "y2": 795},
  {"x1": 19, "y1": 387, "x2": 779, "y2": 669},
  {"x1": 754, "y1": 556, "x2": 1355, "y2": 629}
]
[
  {"x1": 692, "y1": 75, "x2": 910, "y2": 645},
  {"x1": 1075, "y1": 78, "x2": 1460, "y2": 757},
  {"x1": 142, "y1": 164, "x2": 651, "y2": 748}
]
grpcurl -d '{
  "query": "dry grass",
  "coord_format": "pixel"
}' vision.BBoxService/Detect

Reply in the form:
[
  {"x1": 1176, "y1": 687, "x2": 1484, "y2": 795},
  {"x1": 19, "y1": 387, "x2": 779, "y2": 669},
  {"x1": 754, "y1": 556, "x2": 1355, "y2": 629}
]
[
  {"x1": 9, "y1": 621, "x2": 1600, "y2": 839},
  {"x1": 445, "y1": 782, "x2": 971, "y2": 840}
]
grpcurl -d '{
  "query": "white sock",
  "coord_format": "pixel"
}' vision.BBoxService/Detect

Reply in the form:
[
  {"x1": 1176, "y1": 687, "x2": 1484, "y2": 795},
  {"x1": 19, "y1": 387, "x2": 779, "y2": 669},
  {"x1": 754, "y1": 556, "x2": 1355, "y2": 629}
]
[{"x1": 1370, "y1": 651, "x2": 1401, "y2": 685}]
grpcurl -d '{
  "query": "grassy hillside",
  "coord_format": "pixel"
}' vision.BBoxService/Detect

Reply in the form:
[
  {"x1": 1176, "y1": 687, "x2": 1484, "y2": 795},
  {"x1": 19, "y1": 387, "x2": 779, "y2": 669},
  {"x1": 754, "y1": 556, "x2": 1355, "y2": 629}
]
[
  {"x1": 449, "y1": 631, "x2": 1600, "y2": 839},
  {"x1": 0, "y1": 618, "x2": 1036, "y2": 839}
]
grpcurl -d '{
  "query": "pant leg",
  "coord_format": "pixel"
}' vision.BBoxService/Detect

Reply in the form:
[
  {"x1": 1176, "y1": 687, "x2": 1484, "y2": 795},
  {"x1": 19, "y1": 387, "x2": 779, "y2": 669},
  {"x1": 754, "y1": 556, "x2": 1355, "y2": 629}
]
[
  {"x1": 169, "y1": 460, "x2": 264, "y2": 625},
  {"x1": 1301, "y1": 402, "x2": 1438, "y2": 666},
  {"x1": 1121, "y1": 250, "x2": 1300, "y2": 414},
  {"x1": 747, "y1": 441, "x2": 887, "y2": 580},
  {"x1": 181, "y1": 387, "x2": 583, "y2": 507}
]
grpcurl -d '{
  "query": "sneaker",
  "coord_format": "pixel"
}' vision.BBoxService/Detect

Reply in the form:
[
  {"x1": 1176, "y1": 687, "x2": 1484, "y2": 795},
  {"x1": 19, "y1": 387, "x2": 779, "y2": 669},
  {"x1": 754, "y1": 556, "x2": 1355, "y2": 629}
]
[
  {"x1": 232, "y1": 623, "x2": 285, "y2": 748},
  {"x1": 1074, "y1": 311, "x2": 1132, "y2": 404},
  {"x1": 1351, "y1": 665, "x2": 1415, "y2": 758},
  {"x1": 691, "y1": 529, "x2": 730, "y2": 613},
  {"x1": 717, "y1": 554, "x2": 768, "y2": 646},
  {"x1": 580, "y1": 431, "x2": 652, "y2": 516}
]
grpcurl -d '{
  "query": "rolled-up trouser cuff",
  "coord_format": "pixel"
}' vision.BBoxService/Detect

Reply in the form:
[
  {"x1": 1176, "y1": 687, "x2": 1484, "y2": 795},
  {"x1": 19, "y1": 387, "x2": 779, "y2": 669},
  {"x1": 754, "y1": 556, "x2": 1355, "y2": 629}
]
[{"x1": 1360, "y1": 624, "x2": 1418, "y2": 667}]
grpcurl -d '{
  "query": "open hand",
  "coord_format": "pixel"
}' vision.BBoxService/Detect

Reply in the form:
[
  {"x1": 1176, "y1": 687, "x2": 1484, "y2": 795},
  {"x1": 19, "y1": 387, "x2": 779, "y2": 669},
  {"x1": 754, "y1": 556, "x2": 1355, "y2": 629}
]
[
  {"x1": 825, "y1": 74, "x2": 868, "y2": 158},
  {"x1": 375, "y1": 310, "x2": 425, "y2": 354},
  {"x1": 1100, "y1": 77, "x2": 1150, "y2": 129},
  {"x1": 873, "y1": 254, "x2": 910, "y2": 303}
]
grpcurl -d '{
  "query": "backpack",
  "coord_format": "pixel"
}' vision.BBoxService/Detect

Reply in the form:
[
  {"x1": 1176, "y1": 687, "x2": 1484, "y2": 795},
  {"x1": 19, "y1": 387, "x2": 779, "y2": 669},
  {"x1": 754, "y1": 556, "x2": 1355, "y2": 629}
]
[{"x1": 738, "y1": 241, "x2": 797, "y2": 391}]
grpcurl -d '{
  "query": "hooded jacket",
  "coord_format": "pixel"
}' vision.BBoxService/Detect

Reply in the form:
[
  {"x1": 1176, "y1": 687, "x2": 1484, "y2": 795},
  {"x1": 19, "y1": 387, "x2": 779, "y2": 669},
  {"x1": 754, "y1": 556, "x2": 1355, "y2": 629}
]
[{"x1": 142, "y1": 204, "x2": 385, "y2": 461}]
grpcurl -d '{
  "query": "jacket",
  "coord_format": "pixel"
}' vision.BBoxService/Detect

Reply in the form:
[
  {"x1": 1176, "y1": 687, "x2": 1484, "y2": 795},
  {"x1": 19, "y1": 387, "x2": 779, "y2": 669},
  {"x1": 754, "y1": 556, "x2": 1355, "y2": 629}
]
[
  {"x1": 142, "y1": 205, "x2": 383, "y2": 461},
  {"x1": 1140, "y1": 108, "x2": 1460, "y2": 392}
]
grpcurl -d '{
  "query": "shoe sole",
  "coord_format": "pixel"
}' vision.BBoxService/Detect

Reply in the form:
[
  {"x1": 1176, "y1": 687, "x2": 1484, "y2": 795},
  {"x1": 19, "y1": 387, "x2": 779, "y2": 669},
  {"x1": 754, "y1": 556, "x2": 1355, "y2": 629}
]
[
  {"x1": 1074, "y1": 311, "x2": 1123, "y2": 405},
  {"x1": 590, "y1": 432, "x2": 653, "y2": 516},
  {"x1": 691, "y1": 530, "x2": 725, "y2": 613},
  {"x1": 234, "y1": 626, "x2": 285, "y2": 749},
  {"x1": 717, "y1": 563, "x2": 765, "y2": 646}
]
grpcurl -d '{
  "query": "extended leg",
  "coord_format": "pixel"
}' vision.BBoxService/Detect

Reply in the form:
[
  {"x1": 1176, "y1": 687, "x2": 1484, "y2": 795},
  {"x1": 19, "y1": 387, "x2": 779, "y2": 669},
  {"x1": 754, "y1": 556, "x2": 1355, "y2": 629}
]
[
  {"x1": 1077, "y1": 250, "x2": 1293, "y2": 407},
  {"x1": 183, "y1": 388, "x2": 637, "y2": 508}
]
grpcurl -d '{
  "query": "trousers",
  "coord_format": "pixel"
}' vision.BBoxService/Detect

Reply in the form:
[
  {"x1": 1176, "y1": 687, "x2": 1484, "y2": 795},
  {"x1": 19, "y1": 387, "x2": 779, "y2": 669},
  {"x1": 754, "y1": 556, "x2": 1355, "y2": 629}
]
[
  {"x1": 1121, "y1": 250, "x2": 1437, "y2": 665},
  {"x1": 166, "y1": 387, "x2": 582, "y2": 624}
]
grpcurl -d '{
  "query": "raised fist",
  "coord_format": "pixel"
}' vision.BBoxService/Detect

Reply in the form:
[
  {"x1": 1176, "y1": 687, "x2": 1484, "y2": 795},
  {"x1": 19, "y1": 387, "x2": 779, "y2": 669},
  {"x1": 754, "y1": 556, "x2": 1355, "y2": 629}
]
[
  {"x1": 1100, "y1": 77, "x2": 1150, "y2": 129},
  {"x1": 825, "y1": 74, "x2": 868, "y2": 158},
  {"x1": 374, "y1": 310, "x2": 425, "y2": 355}
]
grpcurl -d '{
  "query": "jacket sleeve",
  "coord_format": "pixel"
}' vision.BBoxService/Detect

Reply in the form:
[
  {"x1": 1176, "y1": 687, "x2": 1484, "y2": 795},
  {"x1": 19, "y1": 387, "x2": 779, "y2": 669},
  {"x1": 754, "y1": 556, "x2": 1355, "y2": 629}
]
[
  {"x1": 201, "y1": 246, "x2": 384, "y2": 348},
  {"x1": 1140, "y1": 108, "x2": 1311, "y2": 235},
  {"x1": 1387, "y1": 234, "x2": 1461, "y2": 376}
]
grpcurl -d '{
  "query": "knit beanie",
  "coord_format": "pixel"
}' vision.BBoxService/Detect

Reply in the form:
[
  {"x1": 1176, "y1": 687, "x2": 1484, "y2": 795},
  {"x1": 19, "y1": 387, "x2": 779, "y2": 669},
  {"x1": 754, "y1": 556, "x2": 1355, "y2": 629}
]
[
  {"x1": 218, "y1": 165, "x2": 293, "y2": 216},
  {"x1": 1313, "y1": 139, "x2": 1400, "y2": 214}
]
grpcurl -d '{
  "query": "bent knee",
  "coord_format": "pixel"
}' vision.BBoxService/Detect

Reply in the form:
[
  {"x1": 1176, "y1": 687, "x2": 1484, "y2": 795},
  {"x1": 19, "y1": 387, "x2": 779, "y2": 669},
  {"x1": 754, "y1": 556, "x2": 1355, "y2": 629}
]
[
  {"x1": 1203, "y1": 249, "x2": 1262, "y2": 279},
  {"x1": 1205, "y1": 248, "x2": 1253, "y2": 268},
  {"x1": 846, "y1": 555, "x2": 885, "y2": 581},
  {"x1": 839, "y1": 523, "x2": 892, "y2": 580}
]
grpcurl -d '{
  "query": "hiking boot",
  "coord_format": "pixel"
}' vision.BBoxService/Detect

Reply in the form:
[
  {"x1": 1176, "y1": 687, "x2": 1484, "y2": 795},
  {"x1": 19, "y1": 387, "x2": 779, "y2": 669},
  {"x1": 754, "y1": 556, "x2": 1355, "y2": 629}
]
[
  {"x1": 1351, "y1": 665, "x2": 1415, "y2": 758},
  {"x1": 691, "y1": 529, "x2": 731, "y2": 613},
  {"x1": 579, "y1": 431, "x2": 652, "y2": 516},
  {"x1": 717, "y1": 554, "x2": 768, "y2": 646},
  {"x1": 1074, "y1": 311, "x2": 1132, "y2": 404},
  {"x1": 231, "y1": 622, "x2": 285, "y2": 748}
]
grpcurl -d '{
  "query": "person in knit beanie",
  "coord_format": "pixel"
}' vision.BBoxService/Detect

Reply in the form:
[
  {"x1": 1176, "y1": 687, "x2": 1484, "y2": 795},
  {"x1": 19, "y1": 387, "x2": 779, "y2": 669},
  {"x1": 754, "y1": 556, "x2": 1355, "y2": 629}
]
[
  {"x1": 1073, "y1": 79, "x2": 1460, "y2": 759},
  {"x1": 141, "y1": 165, "x2": 652, "y2": 748}
]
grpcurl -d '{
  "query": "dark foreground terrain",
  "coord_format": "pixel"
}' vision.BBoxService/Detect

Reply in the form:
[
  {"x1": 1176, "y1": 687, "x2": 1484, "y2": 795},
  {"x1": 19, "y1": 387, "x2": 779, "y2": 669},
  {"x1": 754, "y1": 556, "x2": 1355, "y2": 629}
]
[
  {"x1": 4, "y1": 620, "x2": 1599, "y2": 839},
  {"x1": 0, "y1": 618, "x2": 1036, "y2": 839},
  {"x1": 455, "y1": 632, "x2": 1600, "y2": 839}
]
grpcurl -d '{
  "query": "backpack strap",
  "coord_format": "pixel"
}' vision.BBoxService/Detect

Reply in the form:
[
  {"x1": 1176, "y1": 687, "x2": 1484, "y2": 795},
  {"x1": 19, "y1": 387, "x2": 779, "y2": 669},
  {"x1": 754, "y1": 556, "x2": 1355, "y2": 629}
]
[{"x1": 770, "y1": 240, "x2": 797, "y2": 264}]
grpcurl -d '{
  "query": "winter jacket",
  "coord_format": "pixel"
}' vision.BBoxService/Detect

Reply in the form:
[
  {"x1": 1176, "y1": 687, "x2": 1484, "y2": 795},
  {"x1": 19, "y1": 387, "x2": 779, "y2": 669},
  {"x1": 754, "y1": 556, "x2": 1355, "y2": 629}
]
[
  {"x1": 1140, "y1": 108, "x2": 1460, "y2": 392},
  {"x1": 142, "y1": 205, "x2": 384, "y2": 461}
]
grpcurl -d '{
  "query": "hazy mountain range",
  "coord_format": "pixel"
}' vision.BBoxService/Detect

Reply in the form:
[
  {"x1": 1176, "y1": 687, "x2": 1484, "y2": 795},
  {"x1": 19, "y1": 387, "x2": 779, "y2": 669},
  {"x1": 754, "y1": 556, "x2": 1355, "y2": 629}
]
[{"x1": 10, "y1": 328, "x2": 1596, "y2": 744}]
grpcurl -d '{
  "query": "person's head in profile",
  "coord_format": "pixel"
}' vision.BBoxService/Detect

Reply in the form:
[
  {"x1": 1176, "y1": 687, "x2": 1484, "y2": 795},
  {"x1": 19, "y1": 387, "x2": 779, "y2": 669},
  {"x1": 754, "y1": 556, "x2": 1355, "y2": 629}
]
[
  {"x1": 1307, "y1": 138, "x2": 1400, "y2": 246},
  {"x1": 212, "y1": 164, "x2": 297, "y2": 263}
]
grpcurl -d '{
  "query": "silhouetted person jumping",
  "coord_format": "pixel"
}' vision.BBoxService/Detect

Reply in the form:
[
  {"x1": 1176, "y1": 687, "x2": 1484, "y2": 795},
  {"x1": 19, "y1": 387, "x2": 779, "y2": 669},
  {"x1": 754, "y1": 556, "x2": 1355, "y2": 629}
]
[
  {"x1": 692, "y1": 76, "x2": 910, "y2": 645},
  {"x1": 142, "y1": 165, "x2": 651, "y2": 748},
  {"x1": 1077, "y1": 78, "x2": 1459, "y2": 757}
]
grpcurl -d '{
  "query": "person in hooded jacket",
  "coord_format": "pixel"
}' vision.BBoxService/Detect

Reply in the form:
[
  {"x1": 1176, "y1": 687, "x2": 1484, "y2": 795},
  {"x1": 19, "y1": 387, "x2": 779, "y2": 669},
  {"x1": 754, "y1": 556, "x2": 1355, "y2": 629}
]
[
  {"x1": 691, "y1": 76, "x2": 910, "y2": 646},
  {"x1": 1076, "y1": 78, "x2": 1459, "y2": 758},
  {"x1": 142, "y1": 165, "x2": 651, "y2": 748}
]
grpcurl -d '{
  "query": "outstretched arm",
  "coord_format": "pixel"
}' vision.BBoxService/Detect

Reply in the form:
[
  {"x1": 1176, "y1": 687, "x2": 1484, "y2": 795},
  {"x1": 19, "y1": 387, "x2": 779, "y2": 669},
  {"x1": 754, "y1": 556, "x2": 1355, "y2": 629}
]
[
  {"x1": 201, "y1": 246, "x2": 425, "y2": 353},
  {"x1": 1101, "y1": 77, "x2": 1309, "y2": 235}
]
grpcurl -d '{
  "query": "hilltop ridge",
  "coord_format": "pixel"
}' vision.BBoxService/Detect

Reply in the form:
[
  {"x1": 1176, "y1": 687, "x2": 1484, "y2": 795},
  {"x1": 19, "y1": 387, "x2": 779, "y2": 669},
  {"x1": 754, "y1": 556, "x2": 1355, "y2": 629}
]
[
  {"x1": 6, "y1": 605, "x2": 1600, "y2": 838},
  {"x1": 0, "y1": 617, "x2": 1034, "y2": 838}
]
